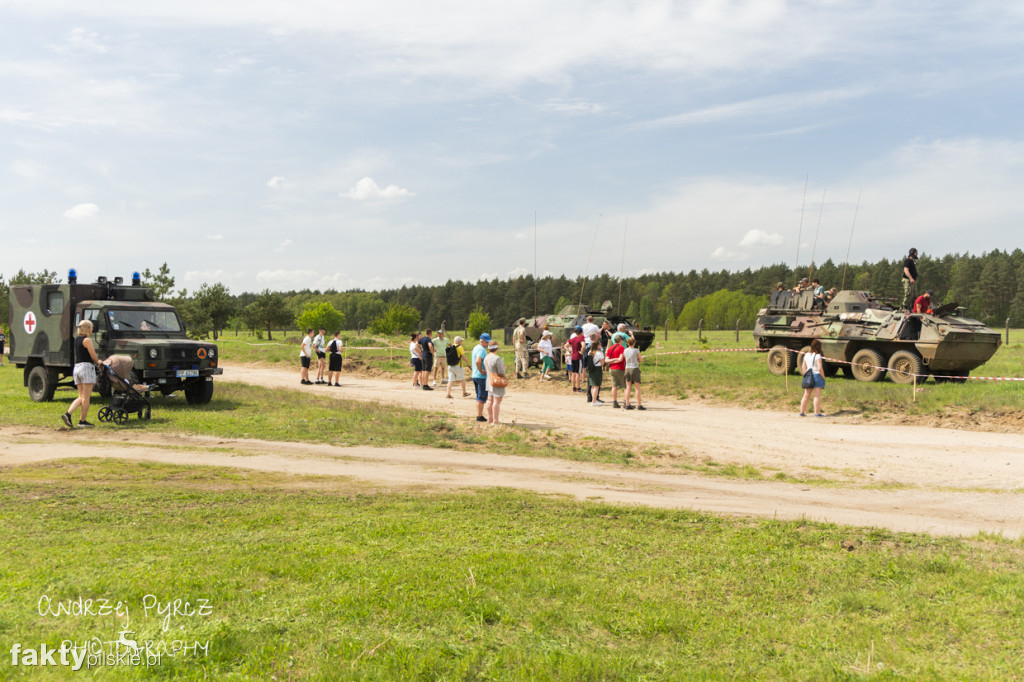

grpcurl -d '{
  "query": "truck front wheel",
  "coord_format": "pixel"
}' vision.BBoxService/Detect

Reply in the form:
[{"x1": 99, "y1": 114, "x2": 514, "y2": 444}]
[
  {"x1": 185, "y1": 379, "x2": 214, "y2": 405},
  {"x1": 27, "y1": 365, "x2": 58, "y2": 402}
]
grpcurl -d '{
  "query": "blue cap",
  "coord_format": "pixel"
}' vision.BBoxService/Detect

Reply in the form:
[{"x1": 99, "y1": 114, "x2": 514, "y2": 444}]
[{"x1": 479, "y1": 333, "x2": 491, "y2": 341}]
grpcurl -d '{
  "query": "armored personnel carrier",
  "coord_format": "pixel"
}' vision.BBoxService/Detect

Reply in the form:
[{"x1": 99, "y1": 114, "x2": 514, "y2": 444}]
[
  {"x1": 516, "y1": 301, "x2": 655, "y2": 369},
  {"x1": 8, "y1": 270, "x2": 222, "y2": 403},
  {"x1": 754, "y1": 289, "x2": 1000, "y2": 383}
]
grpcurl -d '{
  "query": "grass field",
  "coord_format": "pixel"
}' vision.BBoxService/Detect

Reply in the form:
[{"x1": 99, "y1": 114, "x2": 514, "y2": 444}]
[
  {"x1": 2, "y1": 460, "x2": 1023, "y2": 680},
  {"x1": 212, "y1": 328, "x2": 1024, "y2": 419},
  {"x1": 0, "y1": 369, "x2": 650, "y2": 467}
]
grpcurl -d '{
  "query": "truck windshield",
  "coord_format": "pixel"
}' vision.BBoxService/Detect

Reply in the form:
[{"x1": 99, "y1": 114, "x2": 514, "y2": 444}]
[{"x1": 107, "y1": 309, "x2": 182, "y2": 333}]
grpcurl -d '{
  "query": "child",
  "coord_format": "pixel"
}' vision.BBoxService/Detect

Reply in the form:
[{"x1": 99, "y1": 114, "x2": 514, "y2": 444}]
[
  {"x1": 537, "y1": 330, "x2": 555, "y2": 381},
  {"x1": 586, "y1": 334, "x2": 605, "y2": 405}
]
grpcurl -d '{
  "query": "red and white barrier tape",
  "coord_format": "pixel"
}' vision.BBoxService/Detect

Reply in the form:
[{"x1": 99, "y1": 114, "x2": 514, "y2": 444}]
[{"x1": 646, "y1": 343, "x2": 1023, "y2": 382}]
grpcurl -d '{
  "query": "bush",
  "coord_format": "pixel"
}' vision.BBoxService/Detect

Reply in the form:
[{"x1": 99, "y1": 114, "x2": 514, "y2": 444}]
[
  {"x1": 370, "y1": 303, "x2": 421, "y2": 335},
  {"x1": 467, "y1": 308, "x2": 492, "y2": 340},
  {"x1": 296, "y1": 302, "x2": 345, "y2": 334}
]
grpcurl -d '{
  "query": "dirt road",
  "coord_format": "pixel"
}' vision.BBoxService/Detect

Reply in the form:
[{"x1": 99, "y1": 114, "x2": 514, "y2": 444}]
[{"x1": 2, "y1": 363, "x2": 1021, "y2": 538}]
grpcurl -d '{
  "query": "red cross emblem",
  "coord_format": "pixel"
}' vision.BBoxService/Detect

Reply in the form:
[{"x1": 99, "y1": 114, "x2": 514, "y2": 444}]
[{"x1": 23, "y1": 311, "x2": 37, "y2": 334}]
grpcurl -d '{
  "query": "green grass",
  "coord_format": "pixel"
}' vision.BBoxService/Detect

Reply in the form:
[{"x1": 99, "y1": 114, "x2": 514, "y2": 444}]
[
  {"x1": 0, "y1": 368, "x2": 646, "y2": 467},
  {"x1": 1, "y1": 460, "x2": 1022, "y2": 679},
  {"x1": 213, "y1": 328, "x2": 1024, "y2": 420}
]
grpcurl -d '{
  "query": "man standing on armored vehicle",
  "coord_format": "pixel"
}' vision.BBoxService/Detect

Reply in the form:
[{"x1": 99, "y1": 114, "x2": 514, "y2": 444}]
[{"x1": 902, "y1": 248, "x2": 919, "y2": 310}]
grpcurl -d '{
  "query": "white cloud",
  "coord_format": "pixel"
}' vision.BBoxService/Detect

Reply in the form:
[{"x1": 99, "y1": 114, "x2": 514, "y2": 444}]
[
  {"x1": 342, "y1": 177, "x2": 413, "y2": 201},
  {"x1": 266, "y1": 176, "x2": 286, "y2": 189},
  {"x1": 49, "y1": 27, "x2": 109, "y2": 54},
  {"x1": 710, "y1": 246, "x2": 747, "y2": 262},
  {"x1": 9, "y1": 160, "x2": 44, "y2": 180},
  {"x1": 274, "y1": 239, "x2": 293, "y2": 253},
  {"x1": 739, "y1": 229, "x2": 784, "y2": 247},
  {"x1": 62, "y1": 203, "x2": 99, "y2": 220},
  {"x1": 184, "y1": 269, "x2": 225, "y2": 283},
  {"x1": 207, "y1": 234, "x2": 223, "y2": 240},
  {"x1": 542, "y1": 98, "x2": 606, "y2": 115}
]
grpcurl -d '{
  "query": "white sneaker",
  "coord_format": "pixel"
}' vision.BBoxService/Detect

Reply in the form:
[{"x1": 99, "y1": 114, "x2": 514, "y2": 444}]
[{"x1": 431, "y1": 380, "x2": 437, "y2": 386}]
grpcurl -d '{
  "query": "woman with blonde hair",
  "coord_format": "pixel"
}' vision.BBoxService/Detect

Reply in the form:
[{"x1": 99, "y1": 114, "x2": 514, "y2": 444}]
[
  {"x1": 483, "y1": 342, "x2": 507, "y2": 425},
  {"x1": 62, "y1": 319, "x2": 101, "y2": 428}
]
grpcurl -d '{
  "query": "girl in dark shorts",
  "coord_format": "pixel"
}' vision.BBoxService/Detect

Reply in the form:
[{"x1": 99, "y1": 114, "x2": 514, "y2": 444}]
[
  {"x1": 409, "y1": 333, "x2": 423, "y2": 387},
  {"x1": 327, "y1": 331, "x2": 343, "y2": 386},
  {"x1": 586, "y1": 336, "x2": 605, "y2": 406}
]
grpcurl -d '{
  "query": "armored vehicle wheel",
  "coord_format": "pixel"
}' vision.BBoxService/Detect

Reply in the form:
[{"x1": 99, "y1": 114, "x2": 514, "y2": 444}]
[
  {"x1": 840, "y1": 363, "x2": 855, "y2": 379},
  {"x1": 823, "y1": 362, "x2": 840, "y2": 378},
  {"x1": 27, "y1": 365, "x2": 58, "y2": 402},
  {"x1": 97, "y1": 406, "x2": 112, "y2": 422},
  {"x1": 796, "y1": 345, "x2": 813, "y2": 371},
  {"x1": 937, "y1": 368, "x2": 966, "y2": 385},
  {"x1": 185, "y1": 379, "x2": 214, "y2": 405},
  {"x1": 112, "y1": 409, "x2": 129, "y2": 425},
  {"x1": 766, "y1": 345, "x2": 795, "y2": 376},
  {"x1": 850, "y1": 349, "x2": 887, "y2": 382},
  {"x1": 887, "y1": 350, "x2": 923, "y2": 384}
]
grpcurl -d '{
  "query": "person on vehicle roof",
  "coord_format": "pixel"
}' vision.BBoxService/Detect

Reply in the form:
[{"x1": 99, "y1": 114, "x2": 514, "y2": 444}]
[
  {"x1": 913, "y1": 290, "x2": 934, "y2": 314},
  {"x1": 902, "y1": 248, "x2": 919, "y2": 310}
]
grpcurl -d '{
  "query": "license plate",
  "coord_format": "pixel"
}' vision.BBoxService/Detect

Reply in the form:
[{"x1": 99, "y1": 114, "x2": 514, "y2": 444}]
[{"x1": 176, "y1": 369, "x2": 199, "y2": 378}]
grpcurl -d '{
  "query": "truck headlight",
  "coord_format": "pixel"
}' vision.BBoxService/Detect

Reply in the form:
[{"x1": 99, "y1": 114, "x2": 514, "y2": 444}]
[{"x1": 148, "y1": 348, "x2": 158, "y2": 359}]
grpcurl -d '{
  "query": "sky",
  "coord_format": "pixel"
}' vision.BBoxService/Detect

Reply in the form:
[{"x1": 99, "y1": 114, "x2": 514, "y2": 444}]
[{"x1": 2, "y1": 1, "x2": 1024, "y2": 294}]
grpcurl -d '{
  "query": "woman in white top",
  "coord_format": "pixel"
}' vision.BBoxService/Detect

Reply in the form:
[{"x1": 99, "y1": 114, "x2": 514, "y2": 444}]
[
  {"x1": 537, "y1": 330, "x2": 554, "y2": 381},
  {"x1": 799, "y1": 338, "x2": 826, "y2": 417},
  {"x1": 409, "y1": 333, "x2": 423, "y2": 387}
]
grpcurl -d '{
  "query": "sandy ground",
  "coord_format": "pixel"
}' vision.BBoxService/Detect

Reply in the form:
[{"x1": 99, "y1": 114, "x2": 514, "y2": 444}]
[{"x1": 2, "y1": 362, "x2": 1022, "y2": 538}]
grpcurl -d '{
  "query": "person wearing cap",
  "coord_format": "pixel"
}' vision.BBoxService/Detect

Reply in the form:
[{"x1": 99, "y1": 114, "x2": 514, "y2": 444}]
[
  {"x1": 445, "y1": 336, "x2": 470, "y2": 399},
  {"x1": 537, "y1": 330, "x2": 555, "y2": 381},
  {"x1": 431, "y1": 330, "x2": 448, "y2": 386},
  {"x1": 471, "y1": 333, "x2": 491, "y2": 422},
  {"x1": 568, "y1": 325, "x2": 586, "y2": 393},
  {"x1": 512, "y1": 318, "x2": 530, "y2": 379},
  {"x1": 483, "y1": 342, "x2": 507, "y2": 425},
  {"x1": 913, "y1": 290, "x2": 934, "y2": 314},
  {"x1": 902, "y1": 248, "x2": 919, "y2": 310},
  {"x1": 605, "y1": 332, "x2": 628, "y2": 408}
]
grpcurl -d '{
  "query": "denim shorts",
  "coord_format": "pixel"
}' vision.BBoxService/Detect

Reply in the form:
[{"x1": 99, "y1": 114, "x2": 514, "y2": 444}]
[{"x1": 473, "y1": 377, "x2": 488, "y2": 402}]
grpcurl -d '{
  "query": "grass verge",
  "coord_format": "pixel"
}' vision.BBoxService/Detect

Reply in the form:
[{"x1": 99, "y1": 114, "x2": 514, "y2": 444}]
[{"x1": 1, "y1": 460, "x2": 1022, "y2": 680}]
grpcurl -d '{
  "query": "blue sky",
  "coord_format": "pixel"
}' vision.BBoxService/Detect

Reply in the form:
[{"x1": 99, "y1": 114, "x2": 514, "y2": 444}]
[{"x1": 2, "y1": 1, "x2": 1023, "y2": 293}]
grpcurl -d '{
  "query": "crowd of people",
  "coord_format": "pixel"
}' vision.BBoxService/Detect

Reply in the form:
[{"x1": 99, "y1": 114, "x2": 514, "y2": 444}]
[{"x1": 296, "y1": 316, "x2": 649, "y2": 426}]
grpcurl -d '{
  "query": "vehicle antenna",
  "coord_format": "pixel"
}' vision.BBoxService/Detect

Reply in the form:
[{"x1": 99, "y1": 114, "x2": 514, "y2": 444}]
[
  {"x1": 794, "y1": 175, "x2": 808, "y2": 282},
  {"x1": 578, "y1": 214, "x2": 601, "y2": 309},
  {"x1": 841, "y1": 188, "x2": 861, "y2": 290},
  {"x1": 617, "y1": 215, "x2": 628, "y2": 312},
  {"x1": 533, "y1": 210, "x2": 538, "y2": 317},
  {"x1": 808, "y1": 189, "x2": 825, "y2": 280}
]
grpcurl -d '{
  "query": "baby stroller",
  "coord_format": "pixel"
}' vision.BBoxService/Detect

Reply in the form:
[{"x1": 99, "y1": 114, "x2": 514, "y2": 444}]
[{"x1": 97, "y1": 355, "x2": 153, "y2": 425}]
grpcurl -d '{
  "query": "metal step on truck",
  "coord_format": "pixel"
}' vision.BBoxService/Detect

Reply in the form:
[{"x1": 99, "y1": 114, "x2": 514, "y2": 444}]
[{"x1": 8, "y1": 269, "x2": 222, "y2": 403}]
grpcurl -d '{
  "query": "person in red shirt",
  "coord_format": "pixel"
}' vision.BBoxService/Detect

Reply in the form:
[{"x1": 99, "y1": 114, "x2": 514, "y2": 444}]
[
  {"x1": 913, "y1": 291, "x2": 933, "y2": 314},
  {"x1": 568, "y1": 326, "x2": 586, "y2": 393},
  {"x1": 605, "y1": 333, "x2": 627, "y2": 408}
]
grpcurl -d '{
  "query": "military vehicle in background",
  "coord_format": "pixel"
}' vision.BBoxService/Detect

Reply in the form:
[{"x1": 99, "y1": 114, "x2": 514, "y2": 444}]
[
  {"x1": 754, "y1": 289, "x2": 1001, "y2": 383},
  {"x1": 8, "y1": 270, "x2": 222, "y2": 403},
  {"x1": 509, "y1": 301, "x2": 656, "y2": 370}
]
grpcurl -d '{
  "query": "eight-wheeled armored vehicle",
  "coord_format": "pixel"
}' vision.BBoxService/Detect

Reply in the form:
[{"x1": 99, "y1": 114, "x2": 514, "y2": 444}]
[
  {"x1": 8, "y1": 270, "x2": 222, "y2": 403},
  {"x1": 754, "y1": 289, "x2": 1001, "y2": 383}
]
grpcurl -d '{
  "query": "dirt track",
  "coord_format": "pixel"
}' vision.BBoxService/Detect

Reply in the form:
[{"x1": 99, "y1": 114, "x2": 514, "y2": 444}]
[{"x1": 2, "y1": 362, "x2": 1022, "y2": 538}]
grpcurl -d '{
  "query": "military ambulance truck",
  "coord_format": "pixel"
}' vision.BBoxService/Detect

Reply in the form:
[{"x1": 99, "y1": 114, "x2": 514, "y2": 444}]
[{"x1": 8, "y1": 270, "x2": 222, "y2": 403}]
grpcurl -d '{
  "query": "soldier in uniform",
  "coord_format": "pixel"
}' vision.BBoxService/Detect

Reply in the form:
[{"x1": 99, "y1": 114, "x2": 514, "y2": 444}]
[
  {"x1": 902, "y1": 248, "x2": 919, "y2": 310},
  {"x1": 512, "y1": 318, "x2": 530, "y2": 379}
]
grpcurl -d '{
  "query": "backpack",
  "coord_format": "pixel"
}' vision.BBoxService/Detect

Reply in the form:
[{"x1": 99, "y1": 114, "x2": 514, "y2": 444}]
[{"x1": 446, "y1": 345, "x2": 460, "y2": 366}]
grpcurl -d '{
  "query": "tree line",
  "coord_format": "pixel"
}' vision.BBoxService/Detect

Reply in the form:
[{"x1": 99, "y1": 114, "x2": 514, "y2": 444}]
[{"x1": 4, "y1": 249, "x2": 1024, "y2": 338}]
